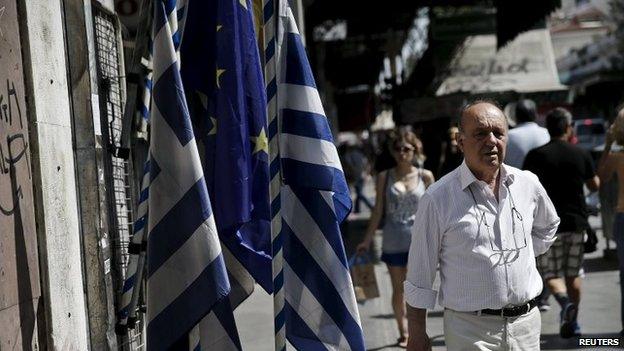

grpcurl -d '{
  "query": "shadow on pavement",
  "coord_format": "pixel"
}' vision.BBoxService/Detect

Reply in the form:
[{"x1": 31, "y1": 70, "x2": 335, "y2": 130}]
[
  {"x1": 366, "y1": 335, "x2": 447, "y2": 351},
  {"x1": 369, "y1": 313, "x2": 395, "y2": 319},
  {"x1": 583, "y1": 256, "x2": 619, "y2": 273},
  {"x1": 366, "y1": 344, "x2": 398, "y2": 351},
  {"x1": 366, "y1": 342, "x2": 405, "y2": 351},
  {"x1": 540, "y1": 333, "x2": 622, "y2": 349},
  {"x1": 366, "y1": 342, "x2": 402, "y2": 351}
]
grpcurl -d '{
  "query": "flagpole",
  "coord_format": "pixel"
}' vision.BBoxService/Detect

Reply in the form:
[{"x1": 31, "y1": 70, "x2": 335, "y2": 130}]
[{"x1": 263, "y1": 0, "x2": 285, "y2": 349}]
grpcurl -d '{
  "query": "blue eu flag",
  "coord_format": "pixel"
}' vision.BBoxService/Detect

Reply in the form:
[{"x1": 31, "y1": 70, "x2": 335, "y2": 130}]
[{"x1": 180, "y1": 0, "x2": 272, "y2": 292}]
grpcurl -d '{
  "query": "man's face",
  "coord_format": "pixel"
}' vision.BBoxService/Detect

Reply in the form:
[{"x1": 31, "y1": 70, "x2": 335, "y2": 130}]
[{"x1": 458, "y1": 103, "x2": 508, "y2": 175}]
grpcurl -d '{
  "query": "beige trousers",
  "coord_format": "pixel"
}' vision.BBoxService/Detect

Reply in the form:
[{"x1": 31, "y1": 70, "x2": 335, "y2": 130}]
[{"x1": 443, "y1": 307, "x2": 541, "y2": 351}]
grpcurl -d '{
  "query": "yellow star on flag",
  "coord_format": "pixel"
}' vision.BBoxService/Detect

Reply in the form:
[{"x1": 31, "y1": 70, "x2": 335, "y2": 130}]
[
  {"x1": 196, "y1": 91, "x2": 208, "y2": 110},
  {"x1": 239, "y1": 0, "x2": 247, "y2": 9},
  {"x1": 217, "y1": 25, "x2": 222, "y2": 32},
  {"x1": 251, "y1": 128, "x2": 268, "y2": 155},
  {"x1": 208, "y1": 117, "x2": 217, "y2": 136},
  {"x1": 216, "y1": 68, "x2": 226, "y2": 88}
]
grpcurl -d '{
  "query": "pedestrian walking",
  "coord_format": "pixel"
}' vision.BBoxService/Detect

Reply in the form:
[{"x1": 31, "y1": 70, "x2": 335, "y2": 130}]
[
  {"x1": 505, "y1": 99, "x2": 550, "y2": 168},
  {"x1": 439, "y1": 125, "x2": 463, "y2": 177},
  {"x1": 596, "y1": 105, "x2": 624, "y2": 337},
  {"x1": 343, "y1": 141, "x2": 374, "y2": 213},
  {"x1": 405, "y1": 101, "x2": 560, "y2": 351},
  {"x1": 523, "y1": 107, "x2": 600, "y2": 338},
  {"x1": 357, "y1": 130, "x2": 435, "y2": 348}
]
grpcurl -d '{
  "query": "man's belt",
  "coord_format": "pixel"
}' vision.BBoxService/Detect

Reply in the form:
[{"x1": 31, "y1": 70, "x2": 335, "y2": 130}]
[{"x1": 477, "y1": 297, "x2": 539, "y2": 317}]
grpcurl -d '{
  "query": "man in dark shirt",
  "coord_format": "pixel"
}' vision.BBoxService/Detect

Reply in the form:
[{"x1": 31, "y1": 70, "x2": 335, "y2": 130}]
[{"x1": 524, "y1": 108, "x2": 600, "y2": 338}]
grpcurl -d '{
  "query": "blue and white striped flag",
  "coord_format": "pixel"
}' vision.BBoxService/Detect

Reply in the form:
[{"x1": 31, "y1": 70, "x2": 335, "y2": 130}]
[
  {"x1": 136, "y1": 1, "x2": 187, "y2": 139},
  {"x1": 146, "y1": 1, "x2": 239, "y2": 349},
  {"x1": 275, "y1": 2, "x2": 366, "y2": 350}
]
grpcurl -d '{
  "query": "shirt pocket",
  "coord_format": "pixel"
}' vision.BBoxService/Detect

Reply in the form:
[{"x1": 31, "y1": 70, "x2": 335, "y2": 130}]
[{"x1": 445, "y1": 209, "x2": 492, "y2": 256}]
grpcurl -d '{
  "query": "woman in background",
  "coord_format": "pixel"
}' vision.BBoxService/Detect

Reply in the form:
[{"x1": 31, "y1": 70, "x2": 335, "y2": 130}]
[{"x1": 356, "y1": 130, "x2": 434, "y2": 348}]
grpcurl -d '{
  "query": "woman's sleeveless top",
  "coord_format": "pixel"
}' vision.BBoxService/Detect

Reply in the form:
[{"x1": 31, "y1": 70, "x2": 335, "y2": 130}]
[{"x1": 381, "y1": 169, "x2": 426, "y2": 254}]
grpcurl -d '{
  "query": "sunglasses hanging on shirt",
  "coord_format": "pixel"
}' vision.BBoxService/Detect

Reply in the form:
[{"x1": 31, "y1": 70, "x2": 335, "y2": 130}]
[{"x1": 468, "y1": 182, "x2": 528, "y2": 254}]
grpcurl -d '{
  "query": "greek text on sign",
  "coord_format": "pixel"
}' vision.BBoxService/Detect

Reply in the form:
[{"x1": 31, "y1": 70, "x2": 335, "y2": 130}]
[{"x1": 436, "y1": 29, "x2": 566, "y2": 96}]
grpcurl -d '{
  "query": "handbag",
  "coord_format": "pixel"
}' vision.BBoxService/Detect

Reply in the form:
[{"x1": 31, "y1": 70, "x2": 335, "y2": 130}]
[
  {"x1": 349, "y1": 253, "x2": 380, "y2": 302},
  {"x1": 584, "y1": 227, "x2": 598, "y2": 254}
]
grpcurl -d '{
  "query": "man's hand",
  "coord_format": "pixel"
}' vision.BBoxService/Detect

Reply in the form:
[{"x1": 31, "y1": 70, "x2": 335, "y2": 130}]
[
  {"x1": 356, "y1": 239, "x2": 371, "y2": 254},
  {"x1": 406, "y1": 332, "x2": 431, "y2": 351}
]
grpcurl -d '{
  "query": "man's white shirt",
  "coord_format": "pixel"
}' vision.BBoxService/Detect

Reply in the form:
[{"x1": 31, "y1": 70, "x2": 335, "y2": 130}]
[{"x1": 404, "y1": 161, "x2": 560, "y2": 312}]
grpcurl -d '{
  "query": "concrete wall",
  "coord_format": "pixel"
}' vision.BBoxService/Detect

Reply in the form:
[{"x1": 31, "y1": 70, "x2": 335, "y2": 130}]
[
  {"x1": 63, "y1": 0, "x2": 120, "y2": 349},
  {"x1": 17, "y1": 0, "x2": 90, "y2": 349},
  {"x1": 0, "y1": 1, "x2": 44, "y2": 349}
]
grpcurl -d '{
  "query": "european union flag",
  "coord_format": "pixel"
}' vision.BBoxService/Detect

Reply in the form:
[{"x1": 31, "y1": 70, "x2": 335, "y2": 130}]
[{"x1": 180, "y1": 0, "x2": 272, "y2": 292}]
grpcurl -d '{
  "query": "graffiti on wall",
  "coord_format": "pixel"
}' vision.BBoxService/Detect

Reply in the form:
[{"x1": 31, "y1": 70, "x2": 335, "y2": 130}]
[
  {"x1": 0, "y1": 0, "x2": 41, "y2": 349},
  {"x1": 0, "y1": 78, "x2": 30, "y2": 196}
]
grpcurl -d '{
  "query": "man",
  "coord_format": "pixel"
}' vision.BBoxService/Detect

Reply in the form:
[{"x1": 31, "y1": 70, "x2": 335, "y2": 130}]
[
  {"x1": 505, "y1": 99, "x2": 550, "y2": 168},
  {"x1": 405, "y1": 101, "x2": 560, "y2": 351},
  {"x1": 523, "y1": 108, "x2": 600, "y2": 338}
]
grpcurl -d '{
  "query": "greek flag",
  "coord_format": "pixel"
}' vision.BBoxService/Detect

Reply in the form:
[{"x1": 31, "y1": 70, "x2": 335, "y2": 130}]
[
  {"x1": 275, "y1": 3, "x2": 366, "y2": 350},
  {"x1": 146, "y1": 1, "x2": 239, "y2": 349},
  {"x1": 136, "y1": 1, "x2": 187, "y2": 139},
  {"x1": 137, "y1": 54, "x2": 152, "y2": 139}
]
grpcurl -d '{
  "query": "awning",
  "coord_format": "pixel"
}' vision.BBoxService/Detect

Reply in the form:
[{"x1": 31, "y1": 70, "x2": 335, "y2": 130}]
[{"x1": 436, "y1": 29, "x2": 566, "y2": 96}]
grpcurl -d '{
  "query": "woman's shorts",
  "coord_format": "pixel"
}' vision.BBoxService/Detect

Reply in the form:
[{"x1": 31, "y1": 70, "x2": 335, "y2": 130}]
[{"x1": 380, "y1": 252, "x2": 409, "y2": 267}]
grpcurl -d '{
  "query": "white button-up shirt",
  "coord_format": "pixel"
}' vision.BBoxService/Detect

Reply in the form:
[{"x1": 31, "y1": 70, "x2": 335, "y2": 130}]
[
  {"x1": 505, "y1": 122, "x2": 550, "y2": 168},
  {"x1": 404, "y1": 161, "x2": 559, "y2": 312}
]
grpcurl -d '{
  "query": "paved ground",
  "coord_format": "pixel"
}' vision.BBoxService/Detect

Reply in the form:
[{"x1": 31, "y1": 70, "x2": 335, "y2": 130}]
[{"x1": 236, "y1": 179, "x2": 622, "y2": 350}]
